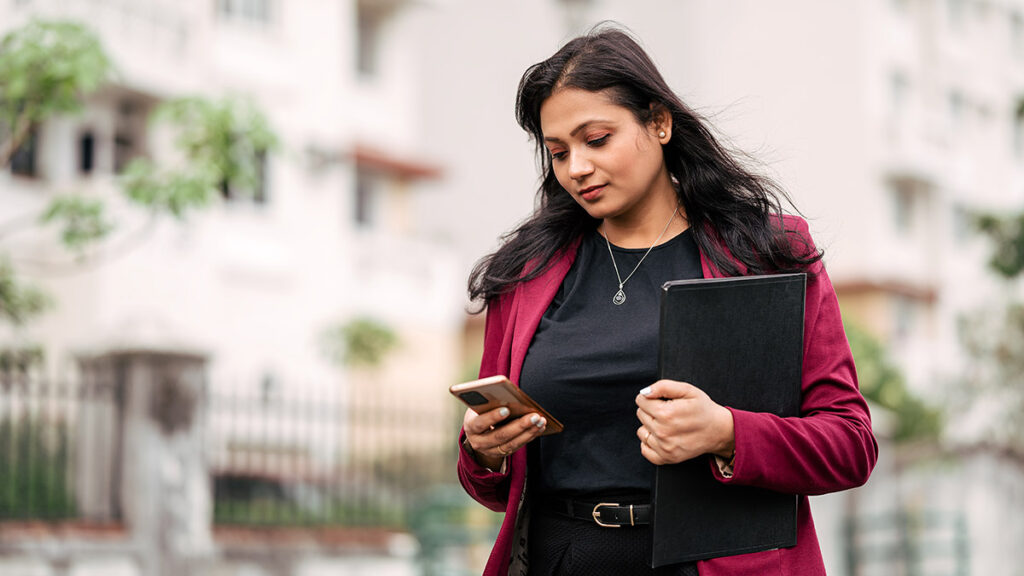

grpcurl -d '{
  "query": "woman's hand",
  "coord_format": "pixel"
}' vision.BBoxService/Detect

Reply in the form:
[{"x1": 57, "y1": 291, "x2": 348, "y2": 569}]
[
  {"x1": 462, "y1": 406, "x2": 547, "y2": 470},
  {"x1": 635, "y1": 379, "x2": 735, "y2": 466}
]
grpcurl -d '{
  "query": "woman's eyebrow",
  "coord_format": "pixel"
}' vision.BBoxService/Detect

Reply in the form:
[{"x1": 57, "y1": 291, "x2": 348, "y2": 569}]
[{"x1": 543, "y1": 119, "x2": 613, "y2": 142}]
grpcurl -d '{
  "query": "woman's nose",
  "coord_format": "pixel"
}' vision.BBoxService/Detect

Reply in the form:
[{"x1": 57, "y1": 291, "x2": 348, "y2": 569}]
[{"x1": 568, "y1": 151, "x2": 594, "y2": 180}]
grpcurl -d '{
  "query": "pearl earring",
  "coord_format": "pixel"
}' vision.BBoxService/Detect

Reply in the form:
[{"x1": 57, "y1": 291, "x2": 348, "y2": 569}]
[{"x1": 659, "y1": 130, "x2": 666, "y2": 138}]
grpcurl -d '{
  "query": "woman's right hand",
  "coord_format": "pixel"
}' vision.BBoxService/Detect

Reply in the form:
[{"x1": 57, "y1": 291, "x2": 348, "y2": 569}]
[{"x1": 462, "y1": 406, "x2": 547, "y2": 470}]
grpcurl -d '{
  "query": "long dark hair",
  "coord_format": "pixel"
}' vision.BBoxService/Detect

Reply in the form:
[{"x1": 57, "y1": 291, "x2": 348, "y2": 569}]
[{"x1": 468, "y1": 26, "x2": 822, "y2": 309}]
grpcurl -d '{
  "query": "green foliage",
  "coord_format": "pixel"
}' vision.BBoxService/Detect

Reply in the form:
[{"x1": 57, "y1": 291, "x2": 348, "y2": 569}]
[
  {"x1": 120, "y1": 96, "x2": 278, "y2": 217},
  {"x1": 0, "y1": 258, "x2": 51, "y2": 326},
  {"x1": 38, "y1": 195, "x2": 114, "y2": 254},
  {"x1": 0, "y1": 19, "x2": 111, "y2": 117},
  {"x1": 120, "y1": 158, "x2": 217, "y2": 219},
  {"x1": 0, "y1": 416, "x2": 76, "y2": 519},
  {"x1": 844, "y1": 321, "x2": 943, "y2": 443},
  {"x1": 971, "y1": 211, "x2": 1024, "y2": 456},
  {"x1": 974, "y1": 212, "x2": 1024, "y2": 279},
  {"x1": 0, "y1": 19, "x2": 111, "y2": 163},
  {"x1": 155, "y1": 97, "x2": 277, "y2": 192},
  {"x1": 0, "y1": 346, "x2": 45, "y2": 372},
  {"x1": 959, "y1": 304, "x2": 1024, "y2": 454},
  {"x1": 321, "y1": 317, "x2": 399, "y2": 370}
]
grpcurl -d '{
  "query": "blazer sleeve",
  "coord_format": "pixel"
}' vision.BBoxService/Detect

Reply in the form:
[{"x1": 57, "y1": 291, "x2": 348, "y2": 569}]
[
  {"x1": 713, "y1": 217, "x2": 878, "y2": 495},
  {"x1": 457, "y1": 293, "x2": 514, "y2": 512}
]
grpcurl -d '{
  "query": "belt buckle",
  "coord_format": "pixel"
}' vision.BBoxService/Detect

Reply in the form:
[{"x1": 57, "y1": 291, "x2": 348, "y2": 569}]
[{"x1": 592, "y1": 502, "x2": 623, "y2": 528}]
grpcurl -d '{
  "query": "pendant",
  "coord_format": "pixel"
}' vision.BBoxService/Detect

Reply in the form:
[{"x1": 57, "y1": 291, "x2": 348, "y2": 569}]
[{"x1": 613, "y1": 289, "x2": 626, "y2": 306}]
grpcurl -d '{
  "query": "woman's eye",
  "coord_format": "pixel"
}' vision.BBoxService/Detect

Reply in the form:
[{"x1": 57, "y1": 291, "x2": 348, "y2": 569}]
[
  {"x1": 587, "y1": 134, "x2": 610, "y2": 147},
  {"x1": 551, "y1": 151, "x2": 567, "y2": 161}
]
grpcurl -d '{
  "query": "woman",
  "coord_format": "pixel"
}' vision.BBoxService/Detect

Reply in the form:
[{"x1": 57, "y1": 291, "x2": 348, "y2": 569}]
[{"x1": 457, "y1": 26, "x2": 877, "y2": 576}]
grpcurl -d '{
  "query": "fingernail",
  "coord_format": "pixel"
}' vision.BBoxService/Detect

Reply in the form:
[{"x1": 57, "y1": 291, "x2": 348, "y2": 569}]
[
  {"x1": 536, "y1": 417, "x2": 546, "y2": 429},
  {"x1": 499, "y1": 407, "x2": 510, "y2": 417},
  {"x1": 530, "y1": 415, "x2": 540, "y2": 425},
  {"x1": 640, "y1": 386, "x2": 652, "y2": 396}
]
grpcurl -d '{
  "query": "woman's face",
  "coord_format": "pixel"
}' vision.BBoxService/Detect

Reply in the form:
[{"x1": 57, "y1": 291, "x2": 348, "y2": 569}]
[{"x1": 539, "y1": 87, "x2": 674, "y2": 224}]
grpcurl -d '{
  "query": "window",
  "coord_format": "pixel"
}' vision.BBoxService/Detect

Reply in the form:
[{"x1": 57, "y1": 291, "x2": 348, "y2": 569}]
[
  {"x1": 79, "y1": 131, "x2": 95, "y2": 174},
  {"x1": 9, "y1": 127, "x2": 39, "y2": 178},
  {"x1": 948, "y1": 90, "x2": 966, "y2": 134},
  {"x1": 890, "y1": 71, "x2": 910, "y2": 115},
  {"x1": 221, "y1": 149, "x2": 270, "y2": 205},
  {"x1": 356, "y1": 0, "x2": 398, "y2": 79},
  {"x1": 951, "y1": 203, "x2": 973, "y2": 243},
  {"x1": 890, "y1": 178, "x2": 924, "y2": 235},
  {"x1": 218, "y1": 0, "x2": 272, "y2": 26},
  {"x1": 357, "y1": 6, "x2": 383, "y2": 77},
  {"x1": 893, "y1": 295, "x2": 917, "y2": 342},
  {"x1": 114, "y1": 100, "x2": 146, "y2": 173},
  {"x1": 354, "y1": 168, "x2": 378, "y2": 226}
]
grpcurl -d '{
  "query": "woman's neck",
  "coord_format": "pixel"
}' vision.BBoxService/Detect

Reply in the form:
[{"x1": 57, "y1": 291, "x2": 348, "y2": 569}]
[{"x1": 600, "y1": 202, "x2": 689, "y2": 249}]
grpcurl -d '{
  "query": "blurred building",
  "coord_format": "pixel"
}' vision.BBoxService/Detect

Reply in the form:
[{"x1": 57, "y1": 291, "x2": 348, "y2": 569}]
[
  {"x1": 0, "y1": 0, "x2": 464, "y2": 440},
  {"x1": 1, "y1": 1, "x2": 475, "y2": 574}
]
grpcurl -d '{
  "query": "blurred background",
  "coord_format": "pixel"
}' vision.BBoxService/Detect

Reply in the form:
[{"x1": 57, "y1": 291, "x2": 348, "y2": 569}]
[{"x1": 1, "y1": 0, "x2": 1023, "y2": 574}]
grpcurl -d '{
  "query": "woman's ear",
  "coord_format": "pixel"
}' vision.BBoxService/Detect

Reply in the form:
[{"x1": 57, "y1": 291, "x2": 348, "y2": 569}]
[{"x1": 650, "y1": 103, "x2": 672, "y2": 143}]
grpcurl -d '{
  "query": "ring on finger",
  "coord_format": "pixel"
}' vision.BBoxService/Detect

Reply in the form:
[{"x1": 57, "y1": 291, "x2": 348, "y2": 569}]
[
  {"x1": 497, "y1": 444, "x2": 509, "y2": 456},
  {"x1": 644, "y1": 430, "x2": 652, "y2": 446}
]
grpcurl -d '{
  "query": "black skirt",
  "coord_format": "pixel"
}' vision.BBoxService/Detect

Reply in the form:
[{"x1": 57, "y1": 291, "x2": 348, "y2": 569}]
[{"x1": 527, "y1": 504, "x2": 699, "y2": 576}]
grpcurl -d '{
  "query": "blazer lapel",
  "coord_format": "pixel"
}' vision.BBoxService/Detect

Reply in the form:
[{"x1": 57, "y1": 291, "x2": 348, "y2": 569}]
[{"x1": 508, "y1": 241, "x2": 579, "y2": 384}]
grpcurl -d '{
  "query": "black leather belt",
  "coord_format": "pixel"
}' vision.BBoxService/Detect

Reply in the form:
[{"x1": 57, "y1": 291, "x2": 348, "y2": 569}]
[{"x1": 544, "y1": 497, "x2": 652, "y2": 527}]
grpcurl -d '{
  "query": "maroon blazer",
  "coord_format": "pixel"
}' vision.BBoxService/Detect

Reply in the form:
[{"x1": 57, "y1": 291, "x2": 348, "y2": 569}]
[{"x1": 457, "y1": 215, "x2": 877, "y2": 576}]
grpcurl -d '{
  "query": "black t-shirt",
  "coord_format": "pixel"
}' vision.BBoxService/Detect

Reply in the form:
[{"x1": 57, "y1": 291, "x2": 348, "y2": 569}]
[{"x1": 520, "y1": 227, "x2": 703, "y2": 498}]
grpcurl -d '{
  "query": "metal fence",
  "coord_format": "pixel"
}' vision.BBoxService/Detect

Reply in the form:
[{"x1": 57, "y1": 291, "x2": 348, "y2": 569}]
[
  {"x1": 0, "y1": 361, "x2": 463, "y2": 533},
  {"x1": 0, "y1": 361, "x2": 118, "y2": 522},
  {"x1": 845, "y1": 509, "x2": 969, "y2": 576},
  {"x1": 203, "y1": 386, "x2": 461, "y2": 529}
]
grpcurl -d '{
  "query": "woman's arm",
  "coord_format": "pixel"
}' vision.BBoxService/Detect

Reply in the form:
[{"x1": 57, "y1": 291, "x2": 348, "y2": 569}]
[
  {"x1": 714, "y1": 219, "x2": 877, "y2": 494},
  {"x1": 457, "y1": 294, "x2": 516, "y2": 511}
]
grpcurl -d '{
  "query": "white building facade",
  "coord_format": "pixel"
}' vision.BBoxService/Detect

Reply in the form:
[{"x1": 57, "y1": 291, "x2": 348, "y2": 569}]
[{"x1": 0, "y1": 0, "x2": 464, "y2": 406}]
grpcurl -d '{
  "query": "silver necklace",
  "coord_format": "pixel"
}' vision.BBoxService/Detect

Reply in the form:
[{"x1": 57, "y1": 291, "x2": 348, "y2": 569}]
[{"x1": 602, "y1": 208, "x2": 678, "y2": 306}]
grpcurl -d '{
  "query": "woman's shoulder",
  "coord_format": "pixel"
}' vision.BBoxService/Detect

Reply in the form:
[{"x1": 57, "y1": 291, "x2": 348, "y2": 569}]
[
  {"x1": 777, "y1": 214, "x2": 818, "y2": 259},
  {"x1": 778, "y1": 214, "x2": 810, "y2": 235}
]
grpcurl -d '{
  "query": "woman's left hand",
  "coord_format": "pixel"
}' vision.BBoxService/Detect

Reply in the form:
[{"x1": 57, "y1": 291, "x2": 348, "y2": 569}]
[{"x1": 636, "y1": 379, "x2": 735, "y2": 465}]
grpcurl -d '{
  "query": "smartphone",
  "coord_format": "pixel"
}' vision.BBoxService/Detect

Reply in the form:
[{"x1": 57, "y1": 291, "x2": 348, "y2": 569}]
[{"x1": 450, "y1": 375, "x2": 564, "y2": 435}]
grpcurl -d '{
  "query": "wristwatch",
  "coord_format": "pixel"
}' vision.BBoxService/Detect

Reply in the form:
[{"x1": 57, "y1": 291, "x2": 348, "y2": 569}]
[{"x1": 461, "y1": 435, "x2": 477, "y2": 457}]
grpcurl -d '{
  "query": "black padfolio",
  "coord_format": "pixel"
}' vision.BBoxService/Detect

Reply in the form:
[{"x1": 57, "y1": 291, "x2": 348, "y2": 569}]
[{"x1": 651, "y1": 273, "x2": 806, "y2": 567}]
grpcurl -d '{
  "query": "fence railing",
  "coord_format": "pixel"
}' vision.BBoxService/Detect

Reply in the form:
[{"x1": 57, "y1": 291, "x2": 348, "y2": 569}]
[
  {"x1": 0, "y1": 363, "x2": 119, "y2": 523},
  {"x1": 204, "y1": 388, "x2": 459, "y2": 529},
  {"x1": 0, "y1": 364, "x2": 462, "y2": 532},
  {"x1": 845, "y1": 509, "x2": 969, "y2": 576}
]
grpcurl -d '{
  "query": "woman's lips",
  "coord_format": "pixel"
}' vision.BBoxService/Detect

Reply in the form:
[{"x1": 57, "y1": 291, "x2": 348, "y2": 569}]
[{"x1": 579, "y1": 185, "x2": 605, "y2": 201}]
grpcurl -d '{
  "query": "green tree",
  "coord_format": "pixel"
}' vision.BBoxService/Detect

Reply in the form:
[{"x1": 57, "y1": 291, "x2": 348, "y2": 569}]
[
  {"x1": 320, "y1": 317, "x2": 399, "y2": 370},
  {"x1": 0, "y1": 19, "x2": 111, "y2": 166},
  {"x1": 975, "y1": 212, "x2": 1024, "y2": 279},
  {"x1": 963, "y1": 212, "x2": 1024, "y2": 459},
  {"x1": 844, "y1": 321, "x2": 943, "y2": 443}
]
